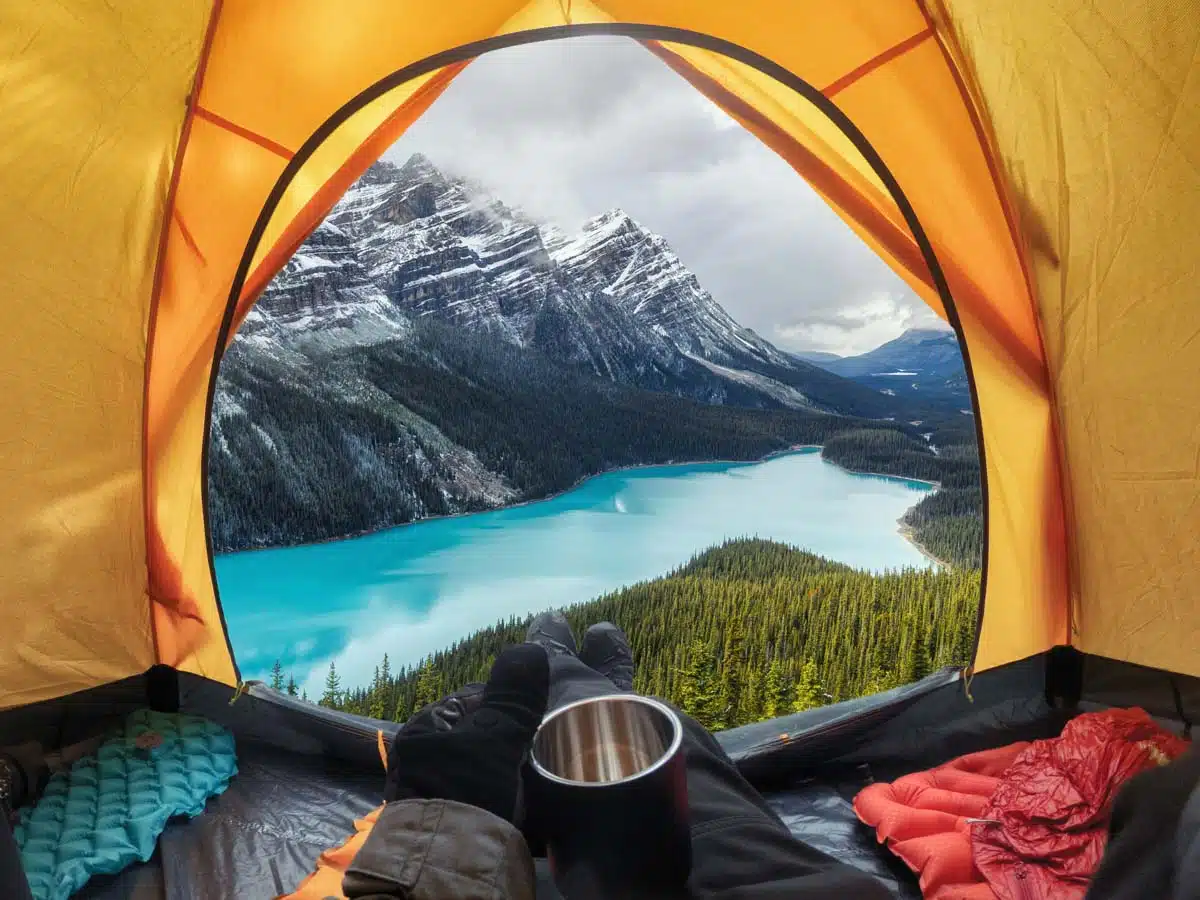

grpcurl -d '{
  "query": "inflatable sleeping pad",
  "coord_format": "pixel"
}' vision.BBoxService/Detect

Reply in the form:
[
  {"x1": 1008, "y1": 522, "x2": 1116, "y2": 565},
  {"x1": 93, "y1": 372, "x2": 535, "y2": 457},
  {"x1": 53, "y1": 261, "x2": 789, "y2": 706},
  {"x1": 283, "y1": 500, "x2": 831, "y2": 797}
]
[{"x1": 13, "y1": 709, "x2": 237, "y2": 900}]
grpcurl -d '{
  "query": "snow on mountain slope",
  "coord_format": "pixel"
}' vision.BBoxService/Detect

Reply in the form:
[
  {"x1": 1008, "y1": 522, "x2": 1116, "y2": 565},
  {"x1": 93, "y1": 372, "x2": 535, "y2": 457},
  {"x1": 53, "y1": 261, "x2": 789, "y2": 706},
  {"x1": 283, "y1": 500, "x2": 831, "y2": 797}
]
[
  {"x1": 547, "y1": 208, "x2": 791, "y2": 366},
  {"x1": 241, "y1": 218, "x2": 412, "y2": 354},
  {"x1": 242, "y1": 153, "x2": 878, "y2": 410},
  {"x1": 685, "y1": 354, "x2": 812, "y2": 408}
]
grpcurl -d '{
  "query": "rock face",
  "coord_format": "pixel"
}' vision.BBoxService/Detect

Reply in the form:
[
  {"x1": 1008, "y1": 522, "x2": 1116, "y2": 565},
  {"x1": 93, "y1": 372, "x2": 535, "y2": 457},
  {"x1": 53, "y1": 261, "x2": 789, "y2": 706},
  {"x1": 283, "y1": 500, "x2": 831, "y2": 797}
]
[{"x1": 241, "y1": 153, "x2": 898, "y2": 412}]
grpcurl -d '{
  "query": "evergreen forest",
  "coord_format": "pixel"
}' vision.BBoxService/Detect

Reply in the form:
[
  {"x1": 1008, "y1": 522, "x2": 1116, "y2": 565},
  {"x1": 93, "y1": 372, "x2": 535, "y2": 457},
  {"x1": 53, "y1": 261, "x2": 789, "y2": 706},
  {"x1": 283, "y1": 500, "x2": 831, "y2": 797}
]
[{"x1": 275, "y1": 539, "x2": 980, "y2": 732}]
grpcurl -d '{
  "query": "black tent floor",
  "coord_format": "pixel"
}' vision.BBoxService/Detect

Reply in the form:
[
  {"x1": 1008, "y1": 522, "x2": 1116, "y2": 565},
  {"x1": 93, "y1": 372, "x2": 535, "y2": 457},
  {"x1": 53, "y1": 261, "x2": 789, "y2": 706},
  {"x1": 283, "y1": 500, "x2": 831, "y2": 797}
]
[
  {"x1": 74, "y1": 663, "x2": 1069, "y2": 900},
  {"x1": 71, "y1": 737, "x2": 929, "y2": 900},
  {"x1": 23, "y1": 650, "x2": 1195, "y2": 900}
]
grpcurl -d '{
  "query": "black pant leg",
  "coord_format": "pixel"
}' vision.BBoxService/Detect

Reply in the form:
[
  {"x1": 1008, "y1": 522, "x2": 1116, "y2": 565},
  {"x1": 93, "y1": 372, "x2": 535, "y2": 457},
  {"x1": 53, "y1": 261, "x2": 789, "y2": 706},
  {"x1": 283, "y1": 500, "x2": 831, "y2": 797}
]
[
  {"x1": 677, "y1": 714, "x2": 891, "y2": 899},
  {"x1": 541, "y1": 655, "x2": 891, "y2": 899}
]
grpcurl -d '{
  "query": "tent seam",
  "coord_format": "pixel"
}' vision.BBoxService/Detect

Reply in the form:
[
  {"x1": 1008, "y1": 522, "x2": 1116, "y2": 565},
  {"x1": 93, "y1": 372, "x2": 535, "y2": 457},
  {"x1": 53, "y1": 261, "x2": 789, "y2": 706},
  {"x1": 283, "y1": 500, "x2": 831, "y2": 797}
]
[
  {"x1": 194, "y1": 105, "x2": 296, "y2": 160},
  {"x1": 141, "y1": 0, "x2": 226, "y2": 672},
  {"x1": 822, "y1": 27, "x2": 934, "y2": 97},
  {"x1": 172, "y1": 208, "x2": 207, "y2": 266}
]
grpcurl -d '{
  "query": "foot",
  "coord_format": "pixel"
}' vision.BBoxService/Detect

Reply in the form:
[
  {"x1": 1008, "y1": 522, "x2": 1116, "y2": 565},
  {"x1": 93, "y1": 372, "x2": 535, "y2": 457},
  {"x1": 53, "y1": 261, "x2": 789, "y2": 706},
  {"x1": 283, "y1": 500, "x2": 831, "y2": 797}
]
[
  {"x1": 580, "y1": 622, "x2": 635, "y2": 692},
  {"x1": 525, "y1": 610, "x2": 577, "y2": 658}
]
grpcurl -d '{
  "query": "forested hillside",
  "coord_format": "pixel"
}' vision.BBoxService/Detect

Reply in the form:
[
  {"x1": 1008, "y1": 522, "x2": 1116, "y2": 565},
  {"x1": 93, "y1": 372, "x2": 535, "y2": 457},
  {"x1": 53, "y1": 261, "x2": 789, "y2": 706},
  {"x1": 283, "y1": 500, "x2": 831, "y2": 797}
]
[
  {"x1": 212, "y1": 319, "x2": 950, "y2": 551},
  {"x1": 297, "y1": 539, "x2": 980, "y2": 731}
]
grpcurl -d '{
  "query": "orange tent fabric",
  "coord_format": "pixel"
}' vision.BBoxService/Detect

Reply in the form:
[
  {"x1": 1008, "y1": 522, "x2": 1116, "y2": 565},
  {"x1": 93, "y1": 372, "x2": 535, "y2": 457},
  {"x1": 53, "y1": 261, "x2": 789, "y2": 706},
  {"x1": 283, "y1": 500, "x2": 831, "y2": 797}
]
[
  {"x1": 1, "y1": 0, "x2": 1196, "y2": 709},
  {"x1": 277, "y1": 804, "x2": 384, "y2": 900}
]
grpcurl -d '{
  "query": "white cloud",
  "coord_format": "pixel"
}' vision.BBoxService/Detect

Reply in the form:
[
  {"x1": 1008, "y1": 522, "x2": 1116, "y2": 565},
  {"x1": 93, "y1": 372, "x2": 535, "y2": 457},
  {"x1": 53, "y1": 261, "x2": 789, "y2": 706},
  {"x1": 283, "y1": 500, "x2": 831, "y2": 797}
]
[{"x1": 774, "y1": 292, "x2": 949, "y2": 356}]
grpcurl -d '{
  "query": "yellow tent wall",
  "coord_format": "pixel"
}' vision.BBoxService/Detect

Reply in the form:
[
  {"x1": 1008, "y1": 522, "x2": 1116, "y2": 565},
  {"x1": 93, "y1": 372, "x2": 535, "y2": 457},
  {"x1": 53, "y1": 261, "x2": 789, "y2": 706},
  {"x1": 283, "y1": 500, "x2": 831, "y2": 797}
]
[
  {"x1": 932, "y1": 0, "x2": 1200, "y2": 680},
  {"x1": 1, "y1": 0, "x2": 1194, "y2": 710},
  {"x1": 0, "y1": 0, "x2": 213, "y2": 708}
]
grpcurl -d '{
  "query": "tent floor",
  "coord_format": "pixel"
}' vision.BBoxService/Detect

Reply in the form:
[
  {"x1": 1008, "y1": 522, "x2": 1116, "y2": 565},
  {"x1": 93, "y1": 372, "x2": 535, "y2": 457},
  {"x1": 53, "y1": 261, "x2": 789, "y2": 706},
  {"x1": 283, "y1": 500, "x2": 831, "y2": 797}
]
[
  {"x1": 70, "y1": 737, "x2": 941, "y2": 900},
  {"x1": 26, "y1": 651, "x2": 1189, "y2": 899}
]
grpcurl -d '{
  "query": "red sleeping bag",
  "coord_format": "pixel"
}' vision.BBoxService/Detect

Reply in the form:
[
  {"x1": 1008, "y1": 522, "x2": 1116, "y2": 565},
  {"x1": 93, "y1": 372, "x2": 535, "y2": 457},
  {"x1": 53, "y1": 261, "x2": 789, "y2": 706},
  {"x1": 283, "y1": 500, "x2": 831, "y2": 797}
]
[{"x1": 854, "y1": 708, "x2": 1189, "y2": 900}]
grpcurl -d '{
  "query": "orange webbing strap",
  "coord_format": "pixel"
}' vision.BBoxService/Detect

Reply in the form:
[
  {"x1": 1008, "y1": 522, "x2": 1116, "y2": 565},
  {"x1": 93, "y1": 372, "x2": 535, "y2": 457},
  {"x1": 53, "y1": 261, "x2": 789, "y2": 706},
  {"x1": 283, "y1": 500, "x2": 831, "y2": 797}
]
[
  {"x1": 276, "y1": 733, "x2": 391, "y2": 899},
  {"x1": 276, "y1": 804, "x2": 385, "y2": 900}
]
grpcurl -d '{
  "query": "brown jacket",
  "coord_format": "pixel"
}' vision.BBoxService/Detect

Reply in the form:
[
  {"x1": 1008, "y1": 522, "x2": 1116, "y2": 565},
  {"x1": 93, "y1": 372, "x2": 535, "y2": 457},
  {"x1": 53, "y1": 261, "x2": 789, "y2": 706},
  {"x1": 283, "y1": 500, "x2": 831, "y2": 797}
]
[{"x1": 341, "y1": 799, "x2": 535, "y2": 900}]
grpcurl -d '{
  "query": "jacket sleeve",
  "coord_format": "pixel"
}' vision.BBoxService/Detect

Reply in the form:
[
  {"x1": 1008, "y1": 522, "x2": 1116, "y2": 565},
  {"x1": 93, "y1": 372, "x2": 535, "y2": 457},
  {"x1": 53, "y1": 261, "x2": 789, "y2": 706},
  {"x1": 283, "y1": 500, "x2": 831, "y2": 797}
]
[
  {"x1": 342, "y1": 799, "x2": 536, "y2": 900},
  {"x1": 1087, "y1": 749, "x2": 1200, "y2": 900}
]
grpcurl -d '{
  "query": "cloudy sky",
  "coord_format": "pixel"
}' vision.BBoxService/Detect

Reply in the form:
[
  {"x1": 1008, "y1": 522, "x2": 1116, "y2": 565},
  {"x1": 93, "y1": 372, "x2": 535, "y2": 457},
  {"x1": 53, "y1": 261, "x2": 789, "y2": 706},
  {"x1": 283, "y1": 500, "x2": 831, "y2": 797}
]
[{"x1": 384, "y1": 36, "x2": 946, "y2": 356}]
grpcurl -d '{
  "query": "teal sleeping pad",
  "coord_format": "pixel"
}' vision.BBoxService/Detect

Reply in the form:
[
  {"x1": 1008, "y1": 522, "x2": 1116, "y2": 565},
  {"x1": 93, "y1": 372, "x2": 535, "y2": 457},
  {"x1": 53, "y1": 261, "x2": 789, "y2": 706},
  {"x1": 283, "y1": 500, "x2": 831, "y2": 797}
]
[{"x1": 13, "y1": 709, "x2": 237, "y2": 900}]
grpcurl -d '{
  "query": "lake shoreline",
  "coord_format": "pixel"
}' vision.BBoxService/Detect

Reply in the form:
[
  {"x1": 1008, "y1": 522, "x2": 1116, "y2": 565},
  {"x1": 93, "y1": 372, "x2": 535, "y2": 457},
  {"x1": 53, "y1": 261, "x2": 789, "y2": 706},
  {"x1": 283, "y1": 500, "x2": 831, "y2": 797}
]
[
  {"x1": 216, "y1": 444, "x2": 938, "y2": 558},
  {"x1": 895, "y1": 523, "x2": 955, "y2": 569},
  {"x1": 216, "y1": 445, "x2": 819, "y2": 557},
  {"x1": 815, "y1": 460, "x2": 943, "y2": 569}
]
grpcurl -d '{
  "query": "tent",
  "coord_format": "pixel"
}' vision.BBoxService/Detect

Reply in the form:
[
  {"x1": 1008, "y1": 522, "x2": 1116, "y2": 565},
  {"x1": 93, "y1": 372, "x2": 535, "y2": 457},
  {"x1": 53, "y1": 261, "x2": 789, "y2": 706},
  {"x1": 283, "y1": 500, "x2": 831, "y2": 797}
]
[{"x1": 0, "y1": 1, "x2": 1196, "y2": 897}]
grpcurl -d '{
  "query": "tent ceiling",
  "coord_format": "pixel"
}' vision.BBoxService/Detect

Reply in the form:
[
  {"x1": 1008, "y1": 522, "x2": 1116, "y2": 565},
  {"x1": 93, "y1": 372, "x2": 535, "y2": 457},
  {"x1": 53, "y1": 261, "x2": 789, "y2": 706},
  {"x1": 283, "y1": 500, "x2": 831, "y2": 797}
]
[{"x1": 1, "y1": 0, "x2": 1194, "y2": 710}]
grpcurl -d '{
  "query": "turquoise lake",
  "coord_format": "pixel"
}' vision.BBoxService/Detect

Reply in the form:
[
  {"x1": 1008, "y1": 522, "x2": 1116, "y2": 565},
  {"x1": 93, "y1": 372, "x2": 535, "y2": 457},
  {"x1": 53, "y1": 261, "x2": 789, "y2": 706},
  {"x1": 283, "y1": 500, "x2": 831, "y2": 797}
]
[{"x1": 215, "y1": 449, "x2": 935, "y2": 696}]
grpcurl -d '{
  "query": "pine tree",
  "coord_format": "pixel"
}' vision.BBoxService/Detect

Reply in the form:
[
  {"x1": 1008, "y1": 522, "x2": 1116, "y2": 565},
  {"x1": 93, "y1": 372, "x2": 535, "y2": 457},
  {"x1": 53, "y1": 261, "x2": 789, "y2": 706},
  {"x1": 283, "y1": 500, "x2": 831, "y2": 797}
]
[
  {"x1": 270, "y1": 659, "x2": 284, "y2": 692},
  {"x1": 676, "y1": 639, "x2": 725, "y2": 731},
  {"x1": 320, "y1": 662, "x2": 342, "y2": 707},
  {"x1": 763, "y1": 657, "x2": 788, "y2": 719},
  {"x1": 286, "y1": 675, "x2": 298, "y2": 696},
  {"x1": 719, "y1": 617, "x2": 745, "y2": 723},
  {"x1": 674, "y1": 642, "x2": 701, "y2": 718},
  {"x1": 793, "y1": 658, "x2": 824, "y2": 712},
  {"x1": 368, "y1": 665, "x2": 387, "y2": 720},
  {"x1": 863, "y1": 667, "x2": 898, "y2": 696},
  {"x1": 392, "y1": 698, "x2": 410, "y2": 724},
  {"x1": 902, "y1": 628, "x2": 926, "y2": 686},
  {"x1": 413, "y1": 659, "x2": 442, "y2": 711},
  {"x1": 951, "y1": 611, "x2": 976, "y2": 668},
  {"x1": 739, "y1": 666, "x2": 764, "y2": 725}
]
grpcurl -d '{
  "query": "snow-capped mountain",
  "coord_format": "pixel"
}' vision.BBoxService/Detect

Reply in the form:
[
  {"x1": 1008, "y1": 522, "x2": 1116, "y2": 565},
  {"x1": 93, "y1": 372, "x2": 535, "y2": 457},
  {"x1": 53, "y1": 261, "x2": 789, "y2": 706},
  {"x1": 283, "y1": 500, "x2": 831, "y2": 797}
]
[
  {"x1": 210, "y1": 153, "x2": 931, "y2": 551},
  {"x1": 242, "y1": 153, "x2": 898, "y2": 415}
]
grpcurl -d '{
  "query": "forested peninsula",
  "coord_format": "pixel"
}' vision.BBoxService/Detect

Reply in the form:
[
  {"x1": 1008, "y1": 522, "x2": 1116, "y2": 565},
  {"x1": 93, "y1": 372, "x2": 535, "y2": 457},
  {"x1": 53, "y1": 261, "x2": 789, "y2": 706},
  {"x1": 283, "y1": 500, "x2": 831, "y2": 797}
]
[{"x1": 293, "y1": 539, "x2": 980, "y2": 730}]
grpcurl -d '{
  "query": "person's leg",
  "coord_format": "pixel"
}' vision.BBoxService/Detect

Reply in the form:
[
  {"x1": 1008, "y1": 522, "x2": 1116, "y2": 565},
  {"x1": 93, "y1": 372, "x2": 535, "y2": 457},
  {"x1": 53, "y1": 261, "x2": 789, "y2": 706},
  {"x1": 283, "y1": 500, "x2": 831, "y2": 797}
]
[
  {"x1": 525, "y1": 612, "x2": 624, "y2": 710},
  {"x1": 676, "y1": 712, "x2": 890, "y2": 897},
  {"x1": 579, "y1": 623, "x2": 634, "y2": 693},
  {"x1": 0, "y1": 816, "x2": 33, "y2": 900}
]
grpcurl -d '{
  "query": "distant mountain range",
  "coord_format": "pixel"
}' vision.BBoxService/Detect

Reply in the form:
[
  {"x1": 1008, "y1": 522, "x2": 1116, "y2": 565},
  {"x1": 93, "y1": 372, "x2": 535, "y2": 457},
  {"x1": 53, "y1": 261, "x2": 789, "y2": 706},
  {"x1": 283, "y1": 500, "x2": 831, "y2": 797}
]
[
  {"x1": 792, "y1": 329, "x2": 970, "y2": 409},
  {"x1": 791, "y1": 349, "x2": 843, "y2": 364},
  {"x1": 210, "y1": 154, "x2": 952, "y2": 551}
]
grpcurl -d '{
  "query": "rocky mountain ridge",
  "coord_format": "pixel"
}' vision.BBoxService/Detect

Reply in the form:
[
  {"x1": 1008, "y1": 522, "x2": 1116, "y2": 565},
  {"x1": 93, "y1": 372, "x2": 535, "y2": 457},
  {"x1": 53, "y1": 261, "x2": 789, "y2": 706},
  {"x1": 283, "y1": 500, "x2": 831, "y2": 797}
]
[{"x1": 240, "y1": 153, "x2": 907, "y2": 417}]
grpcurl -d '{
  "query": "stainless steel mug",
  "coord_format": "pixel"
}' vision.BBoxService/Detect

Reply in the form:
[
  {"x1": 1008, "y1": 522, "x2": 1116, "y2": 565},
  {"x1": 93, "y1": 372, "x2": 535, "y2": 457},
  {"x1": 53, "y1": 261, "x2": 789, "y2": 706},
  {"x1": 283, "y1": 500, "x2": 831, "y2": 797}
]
[{"x1": 526, "y1": 694, "x2": 691, "y2": 899}]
